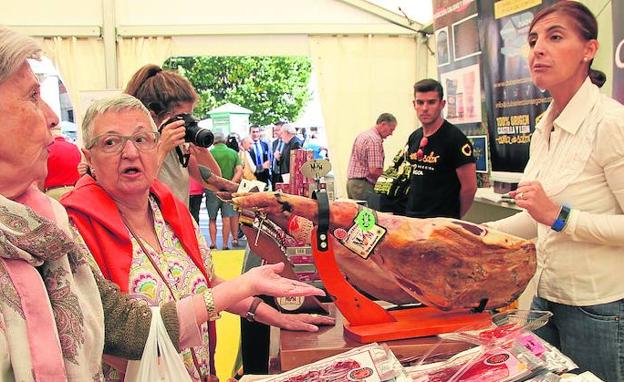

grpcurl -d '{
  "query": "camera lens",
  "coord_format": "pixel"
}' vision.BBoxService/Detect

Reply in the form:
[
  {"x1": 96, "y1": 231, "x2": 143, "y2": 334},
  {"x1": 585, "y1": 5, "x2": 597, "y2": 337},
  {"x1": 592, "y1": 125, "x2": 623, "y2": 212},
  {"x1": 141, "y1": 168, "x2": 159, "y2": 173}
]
[{"x1": 190, "y1": 127, "x2": 214, "y2": 147}]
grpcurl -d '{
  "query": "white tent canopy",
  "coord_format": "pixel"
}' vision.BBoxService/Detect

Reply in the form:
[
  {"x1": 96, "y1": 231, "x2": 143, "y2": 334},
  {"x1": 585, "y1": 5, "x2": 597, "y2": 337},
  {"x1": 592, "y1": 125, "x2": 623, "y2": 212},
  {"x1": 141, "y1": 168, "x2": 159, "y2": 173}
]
[{"x1": 3, "y1": 0, "x2": 437, "y2": 196}]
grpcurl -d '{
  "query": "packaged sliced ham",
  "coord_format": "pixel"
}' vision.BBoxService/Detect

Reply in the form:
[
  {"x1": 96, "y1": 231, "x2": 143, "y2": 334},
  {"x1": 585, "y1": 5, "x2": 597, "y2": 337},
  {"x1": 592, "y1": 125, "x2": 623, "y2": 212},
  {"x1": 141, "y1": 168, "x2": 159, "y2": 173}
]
[
  {"x1": 258, "y1": 344, "x2": 409, "y2": 382},
  {"x1": 406, "y1": 343, "x2": 544, "y2": 382}
]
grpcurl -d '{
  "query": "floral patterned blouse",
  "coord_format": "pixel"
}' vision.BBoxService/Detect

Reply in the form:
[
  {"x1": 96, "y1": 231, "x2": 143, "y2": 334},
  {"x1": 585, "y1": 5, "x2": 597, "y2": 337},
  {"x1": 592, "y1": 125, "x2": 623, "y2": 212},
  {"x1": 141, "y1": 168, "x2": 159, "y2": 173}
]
[{"x1": 74, "y1": 196, "x2": 215, "y2": 381}]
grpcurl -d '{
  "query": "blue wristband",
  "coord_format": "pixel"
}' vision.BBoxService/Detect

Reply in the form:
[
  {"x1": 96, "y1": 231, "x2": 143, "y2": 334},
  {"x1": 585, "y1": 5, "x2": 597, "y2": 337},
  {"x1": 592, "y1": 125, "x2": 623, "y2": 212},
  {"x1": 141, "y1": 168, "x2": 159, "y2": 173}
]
[{"x1": 551, "y1": 205, "x2": 571, "y2": 232}]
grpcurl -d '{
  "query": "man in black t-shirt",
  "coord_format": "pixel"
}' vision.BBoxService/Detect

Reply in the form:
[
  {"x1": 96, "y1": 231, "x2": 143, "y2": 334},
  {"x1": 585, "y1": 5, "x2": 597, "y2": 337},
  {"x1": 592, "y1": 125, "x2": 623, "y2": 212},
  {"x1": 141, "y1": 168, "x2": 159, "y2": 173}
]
[{"x1": 405, "y1": 79, "x2": 477, "y2": 218}]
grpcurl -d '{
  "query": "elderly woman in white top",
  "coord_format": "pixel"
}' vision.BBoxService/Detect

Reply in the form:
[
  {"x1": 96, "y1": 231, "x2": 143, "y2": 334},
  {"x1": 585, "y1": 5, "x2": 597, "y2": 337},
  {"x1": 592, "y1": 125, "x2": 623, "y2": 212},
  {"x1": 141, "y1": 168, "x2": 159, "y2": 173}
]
[
  {"x1": 488, "y1": 2, "x2": 624, "y2": 381},
  {"x1": 0, "y1": 26, "x2": 329, "y2": 382}
]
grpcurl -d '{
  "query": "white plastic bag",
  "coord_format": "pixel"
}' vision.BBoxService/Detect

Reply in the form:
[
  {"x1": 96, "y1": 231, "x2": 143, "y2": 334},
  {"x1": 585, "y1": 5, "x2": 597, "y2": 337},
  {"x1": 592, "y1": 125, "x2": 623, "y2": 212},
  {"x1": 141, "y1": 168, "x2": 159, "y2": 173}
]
[{"x1": 125, "y1": 307, "x2": 192, "y2": 382}]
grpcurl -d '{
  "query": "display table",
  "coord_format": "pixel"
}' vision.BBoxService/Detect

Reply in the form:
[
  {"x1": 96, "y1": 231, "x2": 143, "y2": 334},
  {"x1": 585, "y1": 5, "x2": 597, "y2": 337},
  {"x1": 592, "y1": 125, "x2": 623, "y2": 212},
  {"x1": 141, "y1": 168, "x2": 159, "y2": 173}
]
[
  {"x1": 271, "y1": 304, "x2": 472, "y2": 372},
  {"x1": 463, "y1": 187, "x2": 521, "y2": 224}
]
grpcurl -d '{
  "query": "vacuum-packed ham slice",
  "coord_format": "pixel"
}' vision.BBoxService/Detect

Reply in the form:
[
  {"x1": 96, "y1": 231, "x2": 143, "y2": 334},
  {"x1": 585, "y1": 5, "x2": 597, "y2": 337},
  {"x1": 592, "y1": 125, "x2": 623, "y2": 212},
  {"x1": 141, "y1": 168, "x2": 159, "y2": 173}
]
[{"x1": 233, "y1": 192, "x2": 536, "y2": 311}]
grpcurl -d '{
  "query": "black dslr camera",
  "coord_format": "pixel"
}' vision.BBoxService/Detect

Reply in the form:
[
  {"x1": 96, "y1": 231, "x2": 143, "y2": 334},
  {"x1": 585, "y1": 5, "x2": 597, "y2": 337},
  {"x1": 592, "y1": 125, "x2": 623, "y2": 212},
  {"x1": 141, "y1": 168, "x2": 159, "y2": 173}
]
[
  {"x1": 162, "y1": 113, "x2": 214, "y2": 167},
  {"x1": 162, "y1": 113, "x2": 214, "y2": 148}
]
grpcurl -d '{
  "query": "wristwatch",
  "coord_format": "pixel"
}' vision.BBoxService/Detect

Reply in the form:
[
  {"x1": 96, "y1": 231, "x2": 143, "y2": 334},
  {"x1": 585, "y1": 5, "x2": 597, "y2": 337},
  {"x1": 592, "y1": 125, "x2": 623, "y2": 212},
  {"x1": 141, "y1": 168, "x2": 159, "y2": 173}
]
[
  {"x1": 245, "y1": 297, "x2": 263, "y2": 323},
  {"x1": 551, "y1": 205, "x2": 571, "y2": 232}
]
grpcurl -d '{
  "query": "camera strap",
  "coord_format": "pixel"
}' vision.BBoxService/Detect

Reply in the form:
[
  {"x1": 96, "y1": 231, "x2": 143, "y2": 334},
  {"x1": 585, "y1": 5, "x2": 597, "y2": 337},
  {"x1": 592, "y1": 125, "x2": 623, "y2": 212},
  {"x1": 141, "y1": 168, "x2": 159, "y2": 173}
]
[{"x1": 176, "y1": 146, "x2": 190, "y2": 168}]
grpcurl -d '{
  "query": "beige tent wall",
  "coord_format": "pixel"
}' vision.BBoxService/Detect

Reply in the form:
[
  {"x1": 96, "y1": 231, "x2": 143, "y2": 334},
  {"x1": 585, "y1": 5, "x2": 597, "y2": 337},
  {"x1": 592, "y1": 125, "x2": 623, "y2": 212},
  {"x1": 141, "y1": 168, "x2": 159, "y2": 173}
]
[
  {"x1": 2, "y1": 0, "x2": 434, "y2": 197},
  {"x1": 310, "y1": 35, "x2": 432, "y2": 197}
]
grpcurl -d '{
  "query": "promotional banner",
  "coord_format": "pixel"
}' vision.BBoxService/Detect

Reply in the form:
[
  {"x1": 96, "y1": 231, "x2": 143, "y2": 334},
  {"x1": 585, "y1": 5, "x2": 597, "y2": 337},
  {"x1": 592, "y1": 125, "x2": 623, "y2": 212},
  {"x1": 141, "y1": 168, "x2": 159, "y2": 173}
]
[
  {"x1": 479, "y1": 0, "x2": 555, "y2": 173},
  {"x1": 431, "y1": 0, "x2": 483, "y2": 135},
  {"x1": 614, "y1": 0, "x2": 624, "y2": 103}
]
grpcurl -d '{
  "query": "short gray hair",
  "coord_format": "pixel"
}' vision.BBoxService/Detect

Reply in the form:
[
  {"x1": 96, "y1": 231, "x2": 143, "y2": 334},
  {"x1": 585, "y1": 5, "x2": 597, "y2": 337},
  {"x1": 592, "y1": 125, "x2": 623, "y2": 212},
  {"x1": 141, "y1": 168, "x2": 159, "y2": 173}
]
[
  {"x1": 282, "y1": 123, "x2": 297, "y2": 135},
  {"x1": 213, "y1": 131, "x2": 226, "y2": 144},
  {"x1": 0, "y1": 26, "x2": 42, "y2": 84},
  {"x1": 82, "y1": 94, "x2": 157, "y2": 146}
]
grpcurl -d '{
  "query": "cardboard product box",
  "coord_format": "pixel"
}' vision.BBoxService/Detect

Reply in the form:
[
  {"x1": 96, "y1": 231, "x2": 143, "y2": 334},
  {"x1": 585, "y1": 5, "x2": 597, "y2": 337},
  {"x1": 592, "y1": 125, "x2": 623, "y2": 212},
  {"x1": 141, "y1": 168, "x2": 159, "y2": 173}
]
[
  {"x1": 274, "y1": 182, "x2": 290, "y2": 193},
  {"x1": 295, "y1": 271, "x2": 319, "y2": 282},
  {"x1": 292, "y1": 263, "x2": 317, "y2": 273},
  {"x1": 285, "y1": 246, "x2": 313, "y2": 256},
  {"x1": 289, "y1": 149, "x2": 314, "y2": 196},
  {"x1": 309, "y1": 280, "x2": 324, "y2": 290},
  {"x1": 307, "y1": 182, "x2": 327, "y2": 198},
  {"x1": 288, "y1": 254, "x2": 315, "y2": 265}
]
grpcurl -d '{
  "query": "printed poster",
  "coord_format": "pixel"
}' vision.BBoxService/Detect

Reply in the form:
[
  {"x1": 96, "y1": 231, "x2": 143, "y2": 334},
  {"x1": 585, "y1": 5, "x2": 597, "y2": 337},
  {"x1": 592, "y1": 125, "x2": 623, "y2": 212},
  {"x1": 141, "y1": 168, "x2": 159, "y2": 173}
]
[
  {"x1": 478, "y1": 0, "x2": 555, "y2": 173},
  {"x1": 431, "y1": 0, "x2": 483, "y2": 135}
]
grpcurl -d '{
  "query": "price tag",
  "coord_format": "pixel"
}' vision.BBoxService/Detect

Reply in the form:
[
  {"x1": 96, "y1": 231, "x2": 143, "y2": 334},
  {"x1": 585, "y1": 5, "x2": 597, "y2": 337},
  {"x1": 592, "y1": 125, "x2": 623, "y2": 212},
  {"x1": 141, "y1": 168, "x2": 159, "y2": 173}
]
[{"x1": 300, "y1": 159, "x2": 332, "y2": 179}]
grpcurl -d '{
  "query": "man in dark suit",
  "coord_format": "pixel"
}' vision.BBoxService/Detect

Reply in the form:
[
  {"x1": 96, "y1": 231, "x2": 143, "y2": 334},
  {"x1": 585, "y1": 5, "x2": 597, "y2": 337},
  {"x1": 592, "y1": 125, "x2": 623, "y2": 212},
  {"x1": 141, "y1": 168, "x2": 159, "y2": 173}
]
[
  {"x1": 276, "y1": 123, "x2": 303, "y2": 180},
  {"x1": 271, "y1": 121, "x2": 286, "y2": 186},
  {"x1": 248, "y1": 124, "x2": 271, "y2": 185}
]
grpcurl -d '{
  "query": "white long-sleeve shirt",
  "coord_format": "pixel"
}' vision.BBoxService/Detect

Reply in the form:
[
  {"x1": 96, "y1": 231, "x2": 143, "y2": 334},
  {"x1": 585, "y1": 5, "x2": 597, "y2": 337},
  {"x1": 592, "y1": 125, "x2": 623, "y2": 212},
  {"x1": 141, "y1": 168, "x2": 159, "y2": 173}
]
[{"x1": 489, "y1": 78, "x2": 624, "y2": 306}]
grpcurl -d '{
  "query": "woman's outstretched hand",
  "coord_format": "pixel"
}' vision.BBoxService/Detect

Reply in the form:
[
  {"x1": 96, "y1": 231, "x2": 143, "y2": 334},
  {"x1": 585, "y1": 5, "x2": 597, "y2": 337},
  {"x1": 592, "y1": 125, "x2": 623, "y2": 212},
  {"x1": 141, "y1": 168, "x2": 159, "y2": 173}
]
[
  {"x1": 277, "y1": 312, "x2": 336, "y2": 332},
  {"x1": 243, "y1": 262, "x2": 326, "y2": 298}
]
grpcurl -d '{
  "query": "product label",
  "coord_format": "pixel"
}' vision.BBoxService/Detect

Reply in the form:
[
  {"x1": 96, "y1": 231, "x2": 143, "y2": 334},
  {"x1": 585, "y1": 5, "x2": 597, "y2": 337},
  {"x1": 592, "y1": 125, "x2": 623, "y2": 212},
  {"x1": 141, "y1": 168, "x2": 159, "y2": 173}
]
[
  {"x1": 276, "y1": 296, "x2": 305, "y2": 311},
  {"x1": 338, "y1": 223, "x2": 386, "y2": 259},
  {"x1": 354, "y1": 208, "x2": 376, "y2": 232}
]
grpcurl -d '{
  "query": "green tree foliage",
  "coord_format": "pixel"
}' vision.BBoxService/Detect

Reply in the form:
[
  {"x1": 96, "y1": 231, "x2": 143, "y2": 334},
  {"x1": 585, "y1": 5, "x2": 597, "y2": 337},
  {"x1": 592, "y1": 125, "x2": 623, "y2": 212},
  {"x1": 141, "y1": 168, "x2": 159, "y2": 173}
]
[{"x1": 163, "y1": 56, "x2": 312, "y2": 126}]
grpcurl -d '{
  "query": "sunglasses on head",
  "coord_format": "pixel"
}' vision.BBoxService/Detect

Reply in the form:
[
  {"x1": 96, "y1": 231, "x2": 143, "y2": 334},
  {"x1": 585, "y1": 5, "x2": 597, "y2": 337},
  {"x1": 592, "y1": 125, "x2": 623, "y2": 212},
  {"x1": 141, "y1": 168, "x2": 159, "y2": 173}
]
[{"x1": 416, "y1": 136, "x2": 429, "y2": 159}]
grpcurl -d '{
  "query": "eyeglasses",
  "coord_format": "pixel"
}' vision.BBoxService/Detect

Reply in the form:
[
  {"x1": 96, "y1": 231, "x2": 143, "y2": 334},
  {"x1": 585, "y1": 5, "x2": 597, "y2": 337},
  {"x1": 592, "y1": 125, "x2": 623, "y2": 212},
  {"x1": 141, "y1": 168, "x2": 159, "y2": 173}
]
[
  {"x1": 416, "y1": 136, "x2": 429, "y2": 159},
  {"x1": 87, "y1": 131, "x2": 159, "y2": 154}
]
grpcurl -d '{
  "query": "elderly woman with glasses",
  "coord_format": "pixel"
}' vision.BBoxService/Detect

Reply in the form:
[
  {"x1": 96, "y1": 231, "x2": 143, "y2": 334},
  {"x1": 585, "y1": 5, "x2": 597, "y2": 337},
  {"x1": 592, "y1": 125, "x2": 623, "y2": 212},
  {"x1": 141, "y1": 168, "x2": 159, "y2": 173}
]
[
  {"x1": 0, "y1": 26, "x2": 329, "y2": 382},
  {"x1": 60, "y1": 94, "x2": 333, "y2": 381}
]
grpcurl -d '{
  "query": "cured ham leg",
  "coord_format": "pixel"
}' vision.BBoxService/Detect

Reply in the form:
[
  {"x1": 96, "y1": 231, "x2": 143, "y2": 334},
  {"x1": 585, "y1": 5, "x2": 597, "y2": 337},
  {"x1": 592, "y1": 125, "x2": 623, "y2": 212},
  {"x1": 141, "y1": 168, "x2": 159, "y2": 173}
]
[{"x1": 232, "y1": 192, "x2": 536, "y2": 311}]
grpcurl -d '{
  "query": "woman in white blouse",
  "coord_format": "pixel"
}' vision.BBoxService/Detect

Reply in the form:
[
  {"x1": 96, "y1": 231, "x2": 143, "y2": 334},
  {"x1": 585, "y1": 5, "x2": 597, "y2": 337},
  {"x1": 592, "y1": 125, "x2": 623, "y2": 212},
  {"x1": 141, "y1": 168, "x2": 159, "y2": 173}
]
[{"x1": 488, "y1": 2, "x2": 624, "y2": 380}]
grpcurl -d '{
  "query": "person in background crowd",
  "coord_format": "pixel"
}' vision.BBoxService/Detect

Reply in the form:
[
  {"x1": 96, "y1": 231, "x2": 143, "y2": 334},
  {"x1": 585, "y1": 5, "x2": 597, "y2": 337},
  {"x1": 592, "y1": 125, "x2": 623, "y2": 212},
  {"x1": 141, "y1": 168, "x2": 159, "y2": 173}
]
[
  {"x1": 240, "y1": 136, "x2": 258, "y2": 181},
  {"x1": 271, "y1": 121, "x2": 286, "y2": 186},
  {"x1": 303, "y1": 132, "x2": 328, "y2": 159},
  {"x1": 226, "y1": 132, "x2": 240, "y2": 153},
  {"x1": 249, "y1": 124, "x2": 271, "y2": 185},
  {"x1": 189, "y1": 177, "x2": 204, "y2": 224},
  {"x1": 275, "y1": 123, "x2": 302, "y2": 183},
  {"x1": 0, "y1": 26, "x2": 332, "y2": 382},
  {"x1": 405, "y1": 79, "x2": 476, "y2": 219},
  {"x1": 42, "y1": 126, "x2": 81, "y2": 200},
  {"x1": 346, "y1": 113, "x2": 397, "y2": 201},
  {"x1": 124, "y1": 64, "x2": 221, "y2": 205},
  {"x1": 205, "y1": 132, "x2": 242, "y2": 249},
  {"x1": 225, "y1": 132, "x2": 245, "y2": 244},
  {"x1": 487, "y1": 2, "x2": 624, "y2": 380},
  {"x1": 296, "y1": 127, "x2": 307, "y2": 145}
]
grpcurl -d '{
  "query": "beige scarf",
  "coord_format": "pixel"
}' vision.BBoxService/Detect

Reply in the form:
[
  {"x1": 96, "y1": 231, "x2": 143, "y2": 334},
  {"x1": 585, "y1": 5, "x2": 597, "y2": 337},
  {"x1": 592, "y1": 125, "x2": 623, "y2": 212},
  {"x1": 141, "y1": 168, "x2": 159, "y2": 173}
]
[{"x1": 0, "y1": 192, "x2": 104, "y2": 381}]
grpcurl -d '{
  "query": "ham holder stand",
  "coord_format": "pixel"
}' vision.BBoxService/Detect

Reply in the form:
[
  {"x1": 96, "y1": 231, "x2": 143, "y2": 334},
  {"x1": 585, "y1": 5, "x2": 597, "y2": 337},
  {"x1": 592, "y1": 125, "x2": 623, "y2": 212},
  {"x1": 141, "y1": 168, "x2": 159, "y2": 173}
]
[{"x1": 311, "y1": 189, "x2": 492, "y2": 343}]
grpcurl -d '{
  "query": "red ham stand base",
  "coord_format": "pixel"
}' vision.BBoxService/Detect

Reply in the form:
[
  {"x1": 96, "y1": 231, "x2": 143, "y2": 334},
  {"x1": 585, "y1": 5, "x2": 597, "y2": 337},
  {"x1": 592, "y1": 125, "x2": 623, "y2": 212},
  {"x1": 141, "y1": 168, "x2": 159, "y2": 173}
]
[{"x1": 311, "y1": 228, "x2": 492, "y2": 343}]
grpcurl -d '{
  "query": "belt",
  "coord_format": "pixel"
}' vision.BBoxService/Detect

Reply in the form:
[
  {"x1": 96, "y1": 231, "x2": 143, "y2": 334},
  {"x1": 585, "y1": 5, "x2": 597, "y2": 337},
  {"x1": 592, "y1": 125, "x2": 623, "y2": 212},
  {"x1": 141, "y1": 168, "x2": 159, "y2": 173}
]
[{"x1": 349, "y1": 178, "x2": 374, "y2": 185}]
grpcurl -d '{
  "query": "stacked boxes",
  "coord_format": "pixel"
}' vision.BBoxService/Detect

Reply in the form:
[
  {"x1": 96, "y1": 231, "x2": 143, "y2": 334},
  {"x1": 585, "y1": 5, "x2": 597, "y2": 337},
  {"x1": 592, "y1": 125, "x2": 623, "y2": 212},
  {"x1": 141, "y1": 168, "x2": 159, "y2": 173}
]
[
  {"x1": 289, "y1": 149, "x2": 314, "y2": 196},
  {"x1": 285, "y1": 246, "x2": 322, "y2": 288},
  {"x1": 274, "y1": 182, "x2": 290, "y2": 193},
  {"x1": 308, "y1": 177, "x2": 335, "y2": 201}
]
